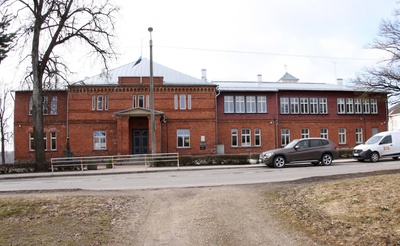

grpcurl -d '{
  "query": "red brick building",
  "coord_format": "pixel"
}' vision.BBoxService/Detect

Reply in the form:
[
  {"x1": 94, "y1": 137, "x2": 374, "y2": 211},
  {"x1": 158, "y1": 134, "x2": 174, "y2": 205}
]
[{"x1": 13, "y1": 59, "x2": 388, "y2": 162}]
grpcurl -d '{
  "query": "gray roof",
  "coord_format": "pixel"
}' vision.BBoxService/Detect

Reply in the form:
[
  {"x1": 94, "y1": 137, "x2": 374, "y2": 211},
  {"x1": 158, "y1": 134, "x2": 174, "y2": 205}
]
[
  {"x1": 80, "y1": 58, "x2": 212, "y2": 86},
  {"x1": 213, "y1": 81, "x2": 358, "y2": 92},
  {"x1": 389, "y1": 104, "x2": 400, "y2": 116},
  {"x1": 278, "y1": 72, "x2": 299, "y2": 82}
]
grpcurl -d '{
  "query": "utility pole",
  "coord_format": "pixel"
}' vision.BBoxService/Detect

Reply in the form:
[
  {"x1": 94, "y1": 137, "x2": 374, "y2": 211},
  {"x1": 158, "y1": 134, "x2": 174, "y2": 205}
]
[{"x1": 148, "y1": 27, "x2": 156, "y2": 154}]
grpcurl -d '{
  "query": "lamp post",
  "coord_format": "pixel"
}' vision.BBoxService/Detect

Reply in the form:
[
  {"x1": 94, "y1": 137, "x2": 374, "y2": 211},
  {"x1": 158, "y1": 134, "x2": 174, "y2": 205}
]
[{"x1": 148, "y1": 27, "x2": 156, "y2": 154}]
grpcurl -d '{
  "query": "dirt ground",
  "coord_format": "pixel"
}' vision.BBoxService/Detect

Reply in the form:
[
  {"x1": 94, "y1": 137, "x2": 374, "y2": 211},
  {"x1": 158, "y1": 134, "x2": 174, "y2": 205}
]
[{"x1": 1, "y1": 170, "x2": 399, "y2": 245}]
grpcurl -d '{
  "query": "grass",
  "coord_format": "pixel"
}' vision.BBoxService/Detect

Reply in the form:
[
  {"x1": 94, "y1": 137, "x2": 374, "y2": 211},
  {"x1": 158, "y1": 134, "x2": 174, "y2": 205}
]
[
  {"x1": 270, "y1": 173, "x2": 400, "y2": 245},
  {"x1": 0, "y1": 194, "x2": 135, "y2": 245}
]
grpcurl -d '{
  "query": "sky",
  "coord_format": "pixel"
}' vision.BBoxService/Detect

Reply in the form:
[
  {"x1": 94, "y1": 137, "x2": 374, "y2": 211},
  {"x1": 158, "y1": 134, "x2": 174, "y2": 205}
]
[{"x1": 1, "y1": 0, "x2": 400, "y2": 87}]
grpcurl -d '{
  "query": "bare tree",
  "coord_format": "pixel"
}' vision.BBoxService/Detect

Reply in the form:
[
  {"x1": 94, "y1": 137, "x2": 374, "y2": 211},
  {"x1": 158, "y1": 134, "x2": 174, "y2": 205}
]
[
  {"x1": 1, "y1": 0, "x2": 119, "y2": 171},
  {"x1": 0, "y1": 86, "x2": 12, "y2": 164},
  {"x1": 353, "y1": 8, "x2": 400, "y2": 104}
]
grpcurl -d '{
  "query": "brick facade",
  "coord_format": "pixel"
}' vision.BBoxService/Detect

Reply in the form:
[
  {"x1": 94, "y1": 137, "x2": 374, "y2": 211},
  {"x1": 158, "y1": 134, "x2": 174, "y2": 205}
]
[{"x1": 13, "y1": 66, "x2": 388, "y2": 163}]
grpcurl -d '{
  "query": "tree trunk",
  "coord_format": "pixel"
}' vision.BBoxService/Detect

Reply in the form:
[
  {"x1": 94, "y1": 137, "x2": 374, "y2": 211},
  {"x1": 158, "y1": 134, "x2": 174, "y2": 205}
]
[{"x1": 0, "y1": 119, "x2": 5, "y2": 164}]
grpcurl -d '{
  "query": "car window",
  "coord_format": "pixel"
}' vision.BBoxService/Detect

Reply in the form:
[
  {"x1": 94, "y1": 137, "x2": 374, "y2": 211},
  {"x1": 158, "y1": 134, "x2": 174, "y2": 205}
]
[
  {"x1": 297, "y1": 140, "x2": 309, "y2": 148},
  {"x1": 310, "y1": 139, "x2": 321, "y2": 147},
  {"x1": 380, "y1": 135, "x2": 392, "y2": 145}
]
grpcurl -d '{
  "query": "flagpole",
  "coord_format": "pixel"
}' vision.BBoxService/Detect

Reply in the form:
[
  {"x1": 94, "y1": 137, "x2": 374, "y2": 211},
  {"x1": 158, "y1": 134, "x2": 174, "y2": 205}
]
[{"x1": 140, "y1": 39, "x2": 143, "y2": 84}]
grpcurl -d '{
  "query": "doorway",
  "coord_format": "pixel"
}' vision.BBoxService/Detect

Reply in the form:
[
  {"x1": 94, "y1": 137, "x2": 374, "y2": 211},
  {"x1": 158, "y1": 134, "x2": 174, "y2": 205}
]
[{"x1": 132, "y1": 129, "x2": 149, "y2": 154}]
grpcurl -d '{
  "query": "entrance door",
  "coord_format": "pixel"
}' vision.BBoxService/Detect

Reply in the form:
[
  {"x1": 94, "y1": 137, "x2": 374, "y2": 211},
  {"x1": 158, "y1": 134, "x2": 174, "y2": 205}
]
[{"x1": 132, "y1": 129, "x2": 148, "y2": 154}]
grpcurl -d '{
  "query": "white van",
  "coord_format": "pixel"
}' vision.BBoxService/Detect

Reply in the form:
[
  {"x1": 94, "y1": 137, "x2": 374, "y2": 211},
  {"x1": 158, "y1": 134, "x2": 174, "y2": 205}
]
[{"x1": 353, "y1": 131, "x2": 400, "y2": 162}]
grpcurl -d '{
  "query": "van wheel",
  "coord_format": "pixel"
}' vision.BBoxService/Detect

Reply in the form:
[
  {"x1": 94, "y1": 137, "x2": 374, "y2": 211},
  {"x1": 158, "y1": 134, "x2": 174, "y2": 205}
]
[
  {"x1": 370, "y1": 152, "x2": 380, "y2": 162},
  {"x1": 273, "y1": 156, "x2": 286, "y2": 168},
  {"x1": 321, "y1": 154, "x2": 333, "y2": 166}
]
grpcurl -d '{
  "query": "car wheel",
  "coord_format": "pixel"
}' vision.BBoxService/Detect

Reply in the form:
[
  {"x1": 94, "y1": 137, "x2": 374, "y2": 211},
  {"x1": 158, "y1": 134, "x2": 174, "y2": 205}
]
[
  {"x1": 321, "y1": 153, "x2": 333, "y2": 166},
  {"x1": 311, "y1": 161, "x2": 320, "y2": 165},
  {"x1": 370, "y1": 152, "x2": 380, "y2": 162},
  {"x1": 273, "y1": 156, "x2": 286, "y2": 168}
]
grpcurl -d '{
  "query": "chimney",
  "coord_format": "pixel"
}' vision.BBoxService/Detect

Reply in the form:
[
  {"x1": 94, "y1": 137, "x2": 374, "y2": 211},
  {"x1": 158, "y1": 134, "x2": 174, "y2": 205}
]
[
  {"x1": 201, "y1": 69, "x2": 207, "y2": 82},
  {"x1": 337, "y1": 78, "x2": 343, "y2": 85},
  {"x1": 257, "y1": 74, "x2": 262, "y2": 82}
]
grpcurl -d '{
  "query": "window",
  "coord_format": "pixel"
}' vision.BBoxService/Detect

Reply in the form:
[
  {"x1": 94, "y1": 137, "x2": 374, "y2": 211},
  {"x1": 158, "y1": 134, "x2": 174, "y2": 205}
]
[
  {"x1": 50, "y1": 132, "x2": 57, "y2": 151},
  {"x1": 355, "y1": 99, "x2": 362, "y2": 114},
  {"x1": 290, "y1": 98, "x2": 299, "y2": 114},
  {"x1": 188, "y1": 95, "x2": 192, "y2": 110},
  {"x1": 92, "y1": 96, "x2": 96, "y2": 110},
  {"x1": 257, "y1": 96, "x2": 267, "y2": 113},
  {"x1": 254, "y1": 128, "x2": 261, "y2": 146},
  {"x1": 97, "y1": 95, "x2": 103, "y2": 110},
  {"x1": 319, "y1": 98, "x2": 328, "y2": 114},
  {"x1": 301, "y1": 128, "x2": 309, "y2": 138},
  {"x1": 146, "y1": 95, "x2": 150, "y2": 109},
  {"x1": 235, "y1": 96, "x2": 245, "y2": 113},
  {"x1": 177, "y1": 129, "x2": 190, "y2": 148},
  {"x1": 29, "y1": 97, "x2": 33, "y2": 115},
  {"x1": 241, "y1": 128, "x2": 251, "y2": 146},
  {"x1": 231, "y1": 129, "x2": 238, "y2": 147},
  {"x1": 224, "y1": 96, "x2": 234, "y2": 113},
  {"x1": 338, "y1": 128, "x2": 346, "y2": 144},
  {"x1": 50, "y1": 96, "x2": 58, "y2": 115},
  {"x1": 104, "y1": 96, "x2": 108, "y2": 110},
  {"x1": 174, "y1": 95, "x2": 178, "y2": 110},
  {"x1": 370, "y1": 99, "x2": 378, "y2": 114},
  {"x1": 363, "y1": 99, "x2": 370, "y2": 114},
  {"x1": 93, "y1": 130, "x2": 106, "y2": 150},
  {"x1": 300, "y1": 98, "x2": 309, "y2": 114},
  {"x1": 43, "y1": 96, "x2": 49, "y2": 115},
  {"x1": 29, "y1": 133, "x2": 34, "y2": 151},
  {"x1": 246, "y1": 96, "x2": 256, "y2": 113},
  {"x1": 346, "y1": 98, "x2": 354, "y2": 114},
  {"x1": 337, "y1": 98, "x2": 345, "y2": 114},
  {"x1": 320, "y1": 128, "x2": 328, "y2": 139},
  {"x1": 310, "y1": 98, "x2": 318, "y2": 114},
  {"x1": 133, "y1": 95, "x2": 137, "y2": 108},
  {"x1": 281, "y1": 129, "x2": 290, "y2": 146},
  {"x1": 356, "y1": 128, "x2": 363, "y2": 144},
  {"x1": 180, "y1": 95, "x2": 186, "y2": 109},
  {"x1": 280, "y1": 98, "x2": 289, "y2": 114},
  {"x1": 138, "y1": 95, "x2": 144, "y2": 108}
]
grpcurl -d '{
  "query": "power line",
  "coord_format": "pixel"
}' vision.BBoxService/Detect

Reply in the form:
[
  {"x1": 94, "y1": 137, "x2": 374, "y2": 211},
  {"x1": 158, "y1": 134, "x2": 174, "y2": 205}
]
[{"x1": 156, "y1": 45, "x2": 382, "y2": 61}]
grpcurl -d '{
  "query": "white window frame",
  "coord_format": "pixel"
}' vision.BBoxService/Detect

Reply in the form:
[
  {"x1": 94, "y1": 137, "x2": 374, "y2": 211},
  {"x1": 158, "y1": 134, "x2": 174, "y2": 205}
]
[
  {"x1": 363, "y1": 99, "x2": 370, "y2": 114},
  {"x1": 337, "y1": 98, "x2": 345, "y2": 114},
  {"x1": 235, "y1": 96, "x2": 245, "y2": 113},
  {"x1": 146, "y1": 95, "x2": 150, "y2": 109},
  {"x1": 281, "y1": 129, "x2": 290, "y2": 146},
  {"x1": 370, "y1": 99, "x2": 378, "y2": 114},
  {"x1": 300, "y1": 98, "x2": 309, "y2": 114},
  {"x1": 188, "y1": 94, "x2": 192, "y2": 110},
  {"x1": 319, "y1": 98, "x2": 328, "y2": 114},
  {"x1": 309, "y1": 98, "x2": 318, "y2": 114},
  {"x1": 138, "y1": 95, "x2": 144, "y2": 108},
  {"x1": 231, "y1": 128, "x2": 238, "y2": 147},
  {"x1": 280, "y1": 98, "x2": 289, "y2": 114},
  {"x1": 92, "y1": 96, "x2": 96, "y2": 111},
  {"x1": 180, "y1": 94, "x2": 186, "y2": 110},
  {"x1": 94, "y1": 130, "x2": 107, "y2": 150},
  {"x1": 97, "y1": 95, "x2": 103, "y2": 110},
  {"x1": 290, "y1": 98, "x2": 299, "y2": 114},
  {"x1": 301, "y1": 128, "x2": 310, "y2": 138},
  {"x1": 254, "y1": 128, "x2": 261, "y2": 146},
  {"x1": 29, "y1": 133, "x2": 34, "y2": 151},
  {"x1": 355, "y1": 99, "x2": 362, "y2": 114},
  {"x1": 224, "y1": 96, "x2": 234, "y2": 113},
  {"x1": 356, "y1": 128, "x2": 363, "y2": 144},
  {"x1": 104, "y1": 95, "x2": 108, "y2": 110},
  {"x1": 174, "y1": 95, "x2": 178, "y2": 110},
  {"x1": 50, "y1": 96, "x2": 58, "y2": 115},
  {"x1": 241, "y1": 128, "x2": 251, "y2": 146},
  {"x1": 338, "y1": 128, "x2": 346, "y2": 144},
  {"x1": 50, "y1": 132, "x2": 57, "y2": 151},
  {"x1": 257, "y1": 96, "x2": 267, "y2": 113},
  {"x1": 320, "y1": 128, "x2": 328, "y2": 139},
  {"x1": 346, "y1": 98, "x2": 354, "y2": 114},
  {"x1": 246, "y1": 96, "x2": 256, "y2": 113},
  {"x1": 133, "y1": 95, "x2": 137, "y2": 108},
  {"x1": 177, "y1": 129, "x2": 190, "y2": 148}
]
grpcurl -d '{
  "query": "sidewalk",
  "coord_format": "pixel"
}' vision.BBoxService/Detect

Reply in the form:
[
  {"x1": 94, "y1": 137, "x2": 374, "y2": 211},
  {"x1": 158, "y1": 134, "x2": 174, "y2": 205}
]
[{"x1": 0, "y1": 159, "x2": 355, "y2": 180}]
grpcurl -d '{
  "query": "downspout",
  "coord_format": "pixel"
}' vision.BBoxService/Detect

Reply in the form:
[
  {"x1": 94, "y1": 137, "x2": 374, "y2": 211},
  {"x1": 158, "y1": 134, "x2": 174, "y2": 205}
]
[{"x1": 215, "y1": 85, "x2": 220, "y2": 153}]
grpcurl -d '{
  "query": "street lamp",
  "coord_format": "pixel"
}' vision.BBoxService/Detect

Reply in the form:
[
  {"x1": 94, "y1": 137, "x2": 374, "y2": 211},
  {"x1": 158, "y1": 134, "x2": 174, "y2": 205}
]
[{"x1": 148, "y1": 27, "x2": 156, "y2": 154}]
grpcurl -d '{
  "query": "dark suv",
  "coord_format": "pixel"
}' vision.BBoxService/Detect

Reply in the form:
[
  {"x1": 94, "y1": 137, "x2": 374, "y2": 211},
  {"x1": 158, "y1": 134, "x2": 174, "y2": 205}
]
[{"x1": 259, "y1": 138, "x2": 339, "y2": 168}]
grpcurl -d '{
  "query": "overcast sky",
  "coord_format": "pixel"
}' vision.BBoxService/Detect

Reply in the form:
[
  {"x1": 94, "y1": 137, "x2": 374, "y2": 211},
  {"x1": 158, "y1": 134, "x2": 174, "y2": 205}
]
[{"x1": 2, "y1": 0, "x2": 399, "y2": 87}]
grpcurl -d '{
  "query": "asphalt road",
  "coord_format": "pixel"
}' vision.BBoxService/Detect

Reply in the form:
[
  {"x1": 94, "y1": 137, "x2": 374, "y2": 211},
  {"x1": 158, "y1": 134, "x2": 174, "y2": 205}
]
[{"x1": 1, "y1": 159, "x2": 400, "y2": 191}]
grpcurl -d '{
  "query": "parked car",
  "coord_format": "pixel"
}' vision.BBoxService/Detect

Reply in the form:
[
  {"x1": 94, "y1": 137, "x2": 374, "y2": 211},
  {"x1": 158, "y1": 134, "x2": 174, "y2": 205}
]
[
  {"x1": 353, "y1": 131, "x2": 400, "y2": 162},
  {"x1": 259, "y1": 138, "x2": 339, "y2": 168}
]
